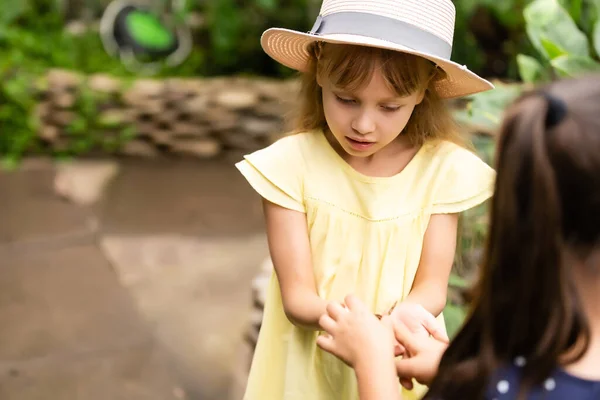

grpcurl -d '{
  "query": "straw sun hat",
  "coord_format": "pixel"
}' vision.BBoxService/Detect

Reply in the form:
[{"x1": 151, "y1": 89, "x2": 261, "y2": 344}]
[{"x1": 261, "y1": 0, "x2": 494, "y2": 99}]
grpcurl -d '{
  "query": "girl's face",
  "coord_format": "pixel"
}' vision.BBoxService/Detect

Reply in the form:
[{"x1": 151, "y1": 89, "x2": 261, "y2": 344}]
[{"x1": 319, "y1": 68, "x2": 425, "y2": 157}]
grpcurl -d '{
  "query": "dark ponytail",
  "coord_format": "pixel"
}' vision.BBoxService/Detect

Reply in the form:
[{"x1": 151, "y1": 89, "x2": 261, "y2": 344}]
[{"x1": 425, "y1": 76, "x2": 600, "y2": 399}]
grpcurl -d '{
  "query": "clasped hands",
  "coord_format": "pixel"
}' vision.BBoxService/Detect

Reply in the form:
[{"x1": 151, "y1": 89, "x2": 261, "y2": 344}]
[{"x1": 317, "y1": 295, "x2": 450, "y2": 389}]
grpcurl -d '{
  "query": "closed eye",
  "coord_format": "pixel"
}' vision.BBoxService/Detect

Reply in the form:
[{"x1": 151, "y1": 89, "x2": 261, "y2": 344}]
[
  {"x1": 335, "y1": 95, "x2": 356, "y2": 105},
  {"x1": 381, "y1": 105, "x2": 401, "y2": 112}
]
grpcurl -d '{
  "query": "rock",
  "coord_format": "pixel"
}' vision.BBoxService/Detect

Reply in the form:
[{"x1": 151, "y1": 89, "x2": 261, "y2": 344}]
[
  {"x1": 129, "y1": 79, "x2": 165, "y2": 98},
  {"x1": 54, "y1": 92, "x2": 77, "y2": 108},
  {"x1": 171, "y1": 138, "x2": 221, "y2": 158},
  {"x1": 150, "y1": 130, "x2": 173, "y2": 146},
  {"x1": 134, "y1": 121, "x2": 158, "y2": 136},
  {"x1": 135, "y1": 99, "x2": 164, "y2": 115},
  {"x1": 215, "y1": 89, "x2": 259, "y2": 110},
  {"x1": 98, "y1": 109, "x2": 134, "y2": 127},
  {"x1": 33, "y1": 73, "x2": 297, "y2": 159},
  {"x1": 47, "y1": 69, "x2": 83, "y2": 89},
  {"x1": 171, "y1": 122, "x2": 209, "y2": 137},
  {"x1": 88, "y1": 74, "x2": 122, "y2": 94},
  {"x1": 35, "y1": 103, "x2": 50, "y2": 120},
  {"x1": 165, "y1": 78, "x2": 198, "y2": 97},
  {"x1": 182, "y1": 96, "x2": 209, "y2": 114},
  {"x1": 53, "y1": 160, "x2": 120, "y2": 206},
  {"x1": 51, "y1": 110, "x2": 77, "y2": 126},
  {"x1": 39, "y1": 126, "x2": 60, "y2": 142},
  {"x1": 155, "y1": 110, "x2": 180, "y2": 125},
  {"x1": 202, "y1": 107, "x2": 239, "y2": 131},
  {"x1": 241, "y1": 117, "x2": 281, "y2": 137}
]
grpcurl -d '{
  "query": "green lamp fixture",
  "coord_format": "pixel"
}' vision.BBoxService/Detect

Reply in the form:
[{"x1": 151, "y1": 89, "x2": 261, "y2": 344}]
[{"x1": 100, "y1": 0, "x2": 192, "y2": 74}]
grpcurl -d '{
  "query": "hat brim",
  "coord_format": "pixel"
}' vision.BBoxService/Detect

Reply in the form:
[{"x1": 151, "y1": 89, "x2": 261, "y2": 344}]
[{"x1": 261, "y1": 28, "x2": 494, "y2": 99}]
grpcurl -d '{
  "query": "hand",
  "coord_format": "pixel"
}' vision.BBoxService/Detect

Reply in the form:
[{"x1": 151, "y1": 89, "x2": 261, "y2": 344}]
[
  {"x1": 390, "y1": 302, "x2": 449, "y2": 389},
  {"x1": 316, "y1": 295, "x2": 396, "y2": 369},
  {"x1": 390, "y1": 302, "x2": 449, "y2": 345},
  {"x1": 393, "y1": 321, "x2": 449, "y2": 387}
]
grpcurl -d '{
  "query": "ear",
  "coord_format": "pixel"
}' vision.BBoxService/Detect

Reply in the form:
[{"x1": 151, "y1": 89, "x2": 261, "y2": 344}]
[
  {"x1": 316, "y1": 70, "x2": 324, "y2": 88},
  {"x1": 415, "y1": 88, "x2": 426, "y2": 105}
]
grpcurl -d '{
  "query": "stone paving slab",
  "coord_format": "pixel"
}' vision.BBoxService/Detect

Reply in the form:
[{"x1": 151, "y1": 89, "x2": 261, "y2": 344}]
[
  {"x1": 98, "y1": 159, "x2": 264, "y2": 238},
  {"x1": 0, "y1": 243, "x2": 186, "y2": 399},
  {"x1": 0, "y1": 167, "x2": 94, "y2": 246},
  {"x1": 0, "y1": 338, "x2": 182, "y2": 400},
  {"x1": 100, "y1": 234, "x2": 269, "y2": 400},
  {"x1": 0, "y1": 245, "x2": 147, "y2": 361}
]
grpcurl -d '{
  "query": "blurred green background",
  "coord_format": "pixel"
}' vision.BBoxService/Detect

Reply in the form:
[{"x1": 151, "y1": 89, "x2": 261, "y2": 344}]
[
  {"x1": 2, "y1": 0, "x2": 600, "y2": 339},
  {"x1": 3, "y1": 0, "x2": 600, "y2": 164}
]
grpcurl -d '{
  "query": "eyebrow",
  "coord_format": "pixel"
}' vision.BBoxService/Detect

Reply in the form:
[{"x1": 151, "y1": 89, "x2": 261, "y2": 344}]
[
  {"x1": 331, "y1": 87, "x2": 407, "y2": 102},
  {"x1": 333, "y1": 91, "x2": 407, "y2": 103}
]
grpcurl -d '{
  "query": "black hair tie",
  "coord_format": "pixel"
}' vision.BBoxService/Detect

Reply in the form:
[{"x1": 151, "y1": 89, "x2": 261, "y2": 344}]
[{"x1": 541, "y1": 92, "x2": 567, "y2": 128}]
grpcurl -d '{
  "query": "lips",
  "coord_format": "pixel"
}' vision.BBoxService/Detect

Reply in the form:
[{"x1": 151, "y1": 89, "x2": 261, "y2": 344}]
[
  {"x1": 346, "y1": 137, "x2": 374, "y2": 144},
  {"x1": 345, "y1": 136, "x2": 376, "y2": 151}
]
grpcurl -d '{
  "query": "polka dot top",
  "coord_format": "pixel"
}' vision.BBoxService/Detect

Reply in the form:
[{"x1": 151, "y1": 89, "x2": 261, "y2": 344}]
[{"x1": 486, "y1": 357, "x2": 600, "y2": 399}]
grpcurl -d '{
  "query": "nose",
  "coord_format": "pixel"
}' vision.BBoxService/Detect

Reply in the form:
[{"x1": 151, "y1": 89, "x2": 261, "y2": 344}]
[{"x1": 351, "y1": 110, "x2": 375, "y2": 135}]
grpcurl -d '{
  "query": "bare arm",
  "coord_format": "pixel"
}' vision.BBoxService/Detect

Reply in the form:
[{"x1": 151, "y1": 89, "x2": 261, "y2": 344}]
[
  {"x1": 317, "y1": 297, "x2": 402, "y2": 400},
  {"x1": 263, "y1": 199, "x2": 327, "y2": 330},
  {"x1": 403, "y1": 213, "x2": 459, "y2": 317},
  {"x1": 355, "y1": 354, "x2": 402, "y2": 400}
]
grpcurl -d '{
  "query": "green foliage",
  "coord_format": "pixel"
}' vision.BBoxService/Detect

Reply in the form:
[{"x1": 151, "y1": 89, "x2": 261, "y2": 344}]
[
  {"x1": 200, "y1": 0, "x2": 318, "y2": 77},
  {"x1": 444, "y1": 301, "x2": 468, "y2": 339},
  {"x1": 517, "y1": 0, "x2": 600, "y2": 82},
  {"x1": 59, "y1": 84, "x2": 135, "y2": 159},
  {"x1": 0, "y1": 69, "x2": 40, "y2": 169},
  {"x1": 455, "y1": 82, "x2": 524, "y2": 137},
  {"x1": 458, "y1": 0, "x2": 600, "y2": 137},
  {"x1": 4, "y1": 0, "x2": 600, "y2": 165}
]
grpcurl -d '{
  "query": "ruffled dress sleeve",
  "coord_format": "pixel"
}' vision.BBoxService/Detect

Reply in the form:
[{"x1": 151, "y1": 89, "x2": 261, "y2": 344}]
[
  {"x1": 235, "y1": 135, "x2": 306, "y2": 213},
  {"x1": 430, "y1": 145, "x2": 496, "y2": 214}
]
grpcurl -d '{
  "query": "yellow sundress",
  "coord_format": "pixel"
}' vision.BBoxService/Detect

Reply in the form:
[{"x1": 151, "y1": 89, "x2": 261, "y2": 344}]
[{"x1": 235, "y1": 129, "x2": 495, "y2": 400}]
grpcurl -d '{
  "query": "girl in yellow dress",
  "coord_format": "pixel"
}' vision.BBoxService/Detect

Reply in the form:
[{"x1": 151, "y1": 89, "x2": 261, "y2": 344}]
[{"x1": 235, "y1": 0, "x2": 496, "y2": 399}]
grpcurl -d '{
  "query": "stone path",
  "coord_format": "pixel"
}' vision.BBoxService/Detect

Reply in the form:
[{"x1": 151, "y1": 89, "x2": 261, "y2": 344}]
[{"x1": 0, "y1": 156, "x2": 268, "y2": 399}]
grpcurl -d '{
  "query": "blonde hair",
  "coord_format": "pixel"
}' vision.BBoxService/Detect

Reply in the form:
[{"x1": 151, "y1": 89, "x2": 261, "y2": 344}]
[{"x1": 290, "y1": 42, "x2": 468, "y2": 148}]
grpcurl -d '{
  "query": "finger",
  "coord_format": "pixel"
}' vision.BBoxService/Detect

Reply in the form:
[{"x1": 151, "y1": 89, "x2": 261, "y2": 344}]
[
  {"x1": 326, "y1": 301, "x2": 348, "y2": 321},
  {"x1": 344, "y1": 294, "x2": 371, "y2": 313},
  {"x1": 316, "y1": 334, "x2": 335, "y2": 353},
  {"x1": 393, "y1": 321, "x2": 419, "y2": 354},
  {"x1": 421, "y1": 314, "x2": 450, "y2": 344},
  {"x1": 394, "y1": 343, "x2": 405, "y2": 357},
  {"x1": 400, "y1": 377, "x2": 414, "y2": 390},
  {"x1": 319, "y1": 314, "x2": 337, "y2": 333},
  {"x1": 395, "y1": 358, "x2": 421, "y2": 382}
]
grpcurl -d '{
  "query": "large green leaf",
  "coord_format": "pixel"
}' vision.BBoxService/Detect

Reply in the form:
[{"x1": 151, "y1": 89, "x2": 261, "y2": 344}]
[
  {"x1": 559, "y1": 0, "x2": 583, "y2": 22},
  {"x1": 541, "y1": 36, "x2": 568, "y2": 59},
  {"x1": 550, "y1": 54, "x2": 600, "y2": 77},
  {"x1": 454, "y1": 83, "x2": 523, "y2": 133},
  {"x1": 594, "y1": 19, "x2": 600, "y2": 57},
  {"x1": 517, "y1": 54, "x2": 548, "y2": 83},
  {"x1": 524, "y1": 0, "x2": 590, "y2": 60}
]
